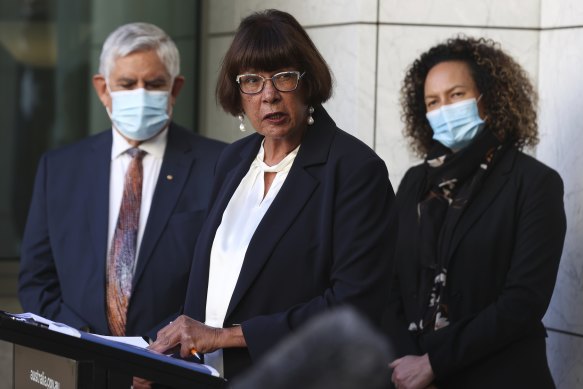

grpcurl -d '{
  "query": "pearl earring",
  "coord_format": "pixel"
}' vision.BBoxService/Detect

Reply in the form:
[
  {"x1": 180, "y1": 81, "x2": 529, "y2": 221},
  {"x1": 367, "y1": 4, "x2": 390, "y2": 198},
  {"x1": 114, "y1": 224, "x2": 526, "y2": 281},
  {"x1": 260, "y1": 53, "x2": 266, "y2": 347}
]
[
  {"x1": 238, "y1": 114, "x2": 246, "y2": 132},
  {"x1": 307, "y1": 106, "x2": 315, "y2": 125}
]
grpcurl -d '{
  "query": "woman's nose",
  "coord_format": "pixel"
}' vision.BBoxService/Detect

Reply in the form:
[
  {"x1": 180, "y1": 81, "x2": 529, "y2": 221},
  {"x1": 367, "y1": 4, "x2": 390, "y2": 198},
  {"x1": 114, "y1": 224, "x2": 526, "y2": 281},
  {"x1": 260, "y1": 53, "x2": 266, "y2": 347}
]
[{"x1": 261, "y1": 79, "x2": 281, "y2": 102}]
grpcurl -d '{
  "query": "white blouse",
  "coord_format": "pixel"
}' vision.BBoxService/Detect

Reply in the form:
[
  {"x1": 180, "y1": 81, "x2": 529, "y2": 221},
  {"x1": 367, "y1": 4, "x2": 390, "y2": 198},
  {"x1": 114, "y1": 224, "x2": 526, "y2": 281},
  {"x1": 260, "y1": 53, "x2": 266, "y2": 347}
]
[{"x1": 204, "y1": 141, "x2": 300, "y2": 376}]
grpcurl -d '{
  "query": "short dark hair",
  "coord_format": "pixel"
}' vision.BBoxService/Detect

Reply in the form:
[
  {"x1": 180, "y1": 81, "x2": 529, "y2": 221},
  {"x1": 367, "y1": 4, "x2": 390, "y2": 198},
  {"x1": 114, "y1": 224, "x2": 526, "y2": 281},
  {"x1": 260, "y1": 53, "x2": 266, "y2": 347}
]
[
  {"x1": 401, "y1": 36, "x2": 538, "y2": 157},
  {"x1": 216, "y1": 9, "x2": 333, "y2": 116}
]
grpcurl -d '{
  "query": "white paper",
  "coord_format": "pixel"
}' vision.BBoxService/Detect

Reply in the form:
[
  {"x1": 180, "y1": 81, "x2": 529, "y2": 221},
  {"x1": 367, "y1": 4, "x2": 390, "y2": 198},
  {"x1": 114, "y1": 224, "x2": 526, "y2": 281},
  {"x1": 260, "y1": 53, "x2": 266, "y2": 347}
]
[
  {"x1": 93, "y1": 334, "x2": 149, "y2": 348},
  {"x1": 10, "y1": 312, "x2": 81, "y2": 338}
]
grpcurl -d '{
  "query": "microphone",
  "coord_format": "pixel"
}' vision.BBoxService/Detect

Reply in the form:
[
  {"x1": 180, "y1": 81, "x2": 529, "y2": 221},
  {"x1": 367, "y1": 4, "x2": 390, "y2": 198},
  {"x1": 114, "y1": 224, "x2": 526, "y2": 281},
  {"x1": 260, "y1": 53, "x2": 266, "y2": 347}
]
[{"x1": 231, "y1": 307, "x2": 393, "y2": 389}]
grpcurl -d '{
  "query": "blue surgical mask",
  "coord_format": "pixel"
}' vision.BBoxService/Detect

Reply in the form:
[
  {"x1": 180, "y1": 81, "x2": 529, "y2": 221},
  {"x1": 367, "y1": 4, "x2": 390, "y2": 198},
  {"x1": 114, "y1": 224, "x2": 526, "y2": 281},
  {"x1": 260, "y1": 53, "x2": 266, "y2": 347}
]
[
  {"x1": 109, "y1": 88, "x2": 170, "y2": 141},
  {"x1": 426, "y1": 97, "x2": 485, "y2": 150}
]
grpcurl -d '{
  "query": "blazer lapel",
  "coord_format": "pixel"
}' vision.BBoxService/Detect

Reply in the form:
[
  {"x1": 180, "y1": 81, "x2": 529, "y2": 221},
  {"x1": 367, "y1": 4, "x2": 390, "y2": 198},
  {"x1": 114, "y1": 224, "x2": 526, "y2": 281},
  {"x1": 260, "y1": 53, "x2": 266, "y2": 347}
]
[
  {"x1": 189, "y1": 135, "x2": 262, "y2": 320},
  {"x1": 87, "y1": 131, "x2": 112, "y2": 325},
  {"x1": 132, "y1": 125, "x2": 195, "y2": 286},
  {"x1": 445, "y1": 149, "x2": 516, "y2": 260},
  {"x1": 213, "y1": 137, "x2": 263, "y2": 232},
  {"x1": 225, "y1": 108, "x2": 334, "y2": 319},
  {"x1": 225, "y1": 166, "x2": 319, "y2": 318}
]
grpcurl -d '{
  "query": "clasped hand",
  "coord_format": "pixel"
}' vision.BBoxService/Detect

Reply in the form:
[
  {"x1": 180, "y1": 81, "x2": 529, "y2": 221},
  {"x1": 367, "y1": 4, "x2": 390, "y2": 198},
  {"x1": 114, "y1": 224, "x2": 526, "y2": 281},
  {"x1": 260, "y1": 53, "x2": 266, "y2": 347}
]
[{"x1": 389, "y1": 353, "x2": 435, "y2": 389}]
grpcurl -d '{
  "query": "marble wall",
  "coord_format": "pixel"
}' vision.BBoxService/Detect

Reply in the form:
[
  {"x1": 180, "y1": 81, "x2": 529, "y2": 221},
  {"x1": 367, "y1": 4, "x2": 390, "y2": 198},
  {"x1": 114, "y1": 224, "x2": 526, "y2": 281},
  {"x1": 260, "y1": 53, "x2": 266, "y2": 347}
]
[
  {"x1": 200, "y1": 0, "x2": 583, "y2": 386},
  {"x1": 199, "y1": 0, "x2": 542, "y2": 183},
  {"x1": 198, "y1": 0, "x2": 380, "y2": 145},
  {"x1": 538, "y1": 0, "x2": 583, "y2": 386}
]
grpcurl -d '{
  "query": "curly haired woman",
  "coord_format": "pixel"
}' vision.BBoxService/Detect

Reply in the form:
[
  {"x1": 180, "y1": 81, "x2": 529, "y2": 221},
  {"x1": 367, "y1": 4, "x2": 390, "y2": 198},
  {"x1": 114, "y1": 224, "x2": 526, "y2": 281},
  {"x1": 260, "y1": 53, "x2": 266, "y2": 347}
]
[{"x1": 386, "y1": 36, "x2": 566, "y2": 389}]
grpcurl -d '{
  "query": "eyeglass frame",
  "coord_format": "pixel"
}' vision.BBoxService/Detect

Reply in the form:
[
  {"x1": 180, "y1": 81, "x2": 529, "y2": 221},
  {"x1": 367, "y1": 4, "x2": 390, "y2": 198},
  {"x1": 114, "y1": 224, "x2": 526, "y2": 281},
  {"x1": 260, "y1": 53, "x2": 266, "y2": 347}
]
[{"x1": 235, "y1": 71, "x2": 306, "y2": 95}]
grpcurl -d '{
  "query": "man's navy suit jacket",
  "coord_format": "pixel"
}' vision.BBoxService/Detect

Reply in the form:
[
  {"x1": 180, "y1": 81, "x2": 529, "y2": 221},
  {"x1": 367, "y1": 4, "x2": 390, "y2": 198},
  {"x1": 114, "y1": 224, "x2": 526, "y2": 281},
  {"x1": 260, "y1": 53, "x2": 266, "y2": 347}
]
[{"x1": 18, "y1": 123, "x2": 226, "y2": 336}]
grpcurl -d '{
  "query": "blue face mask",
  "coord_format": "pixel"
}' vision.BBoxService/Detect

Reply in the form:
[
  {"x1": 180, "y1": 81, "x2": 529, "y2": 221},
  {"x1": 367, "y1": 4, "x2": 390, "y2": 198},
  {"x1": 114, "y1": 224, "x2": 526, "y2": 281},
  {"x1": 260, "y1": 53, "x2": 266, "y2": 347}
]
[
  {"x1": 109, "y1": 88, "x2": 170, "y2": 141},
  {"x1": 426, "y1": 97, "x2": 485, "y2": 150}
]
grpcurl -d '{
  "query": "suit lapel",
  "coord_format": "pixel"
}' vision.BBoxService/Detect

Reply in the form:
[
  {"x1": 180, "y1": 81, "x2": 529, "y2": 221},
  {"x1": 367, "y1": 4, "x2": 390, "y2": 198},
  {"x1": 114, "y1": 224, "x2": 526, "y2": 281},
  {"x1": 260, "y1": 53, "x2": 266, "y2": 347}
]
[
  {"x1": 225, "y1": 108, "x2": 334, "y2": 319},
  {"x1": 132, "y1": 125, "x2": 195, "y2": 286},
  {"x1": 189, "y1": 135, "x2": 262, "y2": 320},
  {"x1": 445, "y1": 149, "x2": 516, "y2": 260},
  {"x1": 213, "y1": 138, "x2": 262, "y2": 233},
  {"x1": 225, "y1": 166, "x2": 319, "y2": 318},
  {"x1": 87, "y1": 131, "x2": 112, "y2": 326}
]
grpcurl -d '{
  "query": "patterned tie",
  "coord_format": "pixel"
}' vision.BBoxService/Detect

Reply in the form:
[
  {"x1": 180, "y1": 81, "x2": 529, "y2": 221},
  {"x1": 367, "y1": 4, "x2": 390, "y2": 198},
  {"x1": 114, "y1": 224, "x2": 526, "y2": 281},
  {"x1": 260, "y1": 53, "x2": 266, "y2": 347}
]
[{"x1": 106, "y1": 147, "x2": 146, "y2": 336}]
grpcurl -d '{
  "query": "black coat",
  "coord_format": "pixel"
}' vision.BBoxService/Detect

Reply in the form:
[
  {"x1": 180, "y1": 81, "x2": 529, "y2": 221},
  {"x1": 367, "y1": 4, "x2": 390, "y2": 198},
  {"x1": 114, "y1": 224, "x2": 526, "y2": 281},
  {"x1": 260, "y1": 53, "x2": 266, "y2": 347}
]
[
  {"x1": 184, "y1": 107, "x2": 395, "y2": 378},
  {"x1": 386, "y1": 147, "x2": 566, "y2": 388}
]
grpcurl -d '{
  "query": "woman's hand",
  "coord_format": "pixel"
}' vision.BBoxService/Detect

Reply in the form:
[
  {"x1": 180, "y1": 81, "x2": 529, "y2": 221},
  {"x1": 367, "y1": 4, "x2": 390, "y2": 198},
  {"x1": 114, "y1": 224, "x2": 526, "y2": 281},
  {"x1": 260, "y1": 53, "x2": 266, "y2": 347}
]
[
  {"x1": 132, "y1": 316, "x2": 224, "y2": 389},
  {"x1": 148, "y1": 315, "x2": 247, "y2": 358},
  {"x1": 389, "y1": 353, "x2": 435, "y2": 389},
  {"x1": 148, "y1": 315, "x2": 222, "y2": 357}
]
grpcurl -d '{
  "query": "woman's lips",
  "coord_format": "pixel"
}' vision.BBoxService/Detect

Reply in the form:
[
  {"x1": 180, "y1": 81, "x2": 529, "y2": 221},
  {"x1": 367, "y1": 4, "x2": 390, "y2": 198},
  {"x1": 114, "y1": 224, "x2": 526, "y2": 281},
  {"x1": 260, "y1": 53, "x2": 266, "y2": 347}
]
[{"x1": 263, "y1": 112, "x2": 287, "y2": 124}]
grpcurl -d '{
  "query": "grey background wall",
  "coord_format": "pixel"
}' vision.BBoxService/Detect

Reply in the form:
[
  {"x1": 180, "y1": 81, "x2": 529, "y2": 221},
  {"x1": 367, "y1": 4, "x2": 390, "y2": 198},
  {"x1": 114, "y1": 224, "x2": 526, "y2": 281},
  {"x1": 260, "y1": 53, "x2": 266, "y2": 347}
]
[
  {"x1": 538, "y1": 1, "x2": 583, "y2": 387},
  {"x1": 198, "y1": 1, "x2": 583, "y2": 387}
]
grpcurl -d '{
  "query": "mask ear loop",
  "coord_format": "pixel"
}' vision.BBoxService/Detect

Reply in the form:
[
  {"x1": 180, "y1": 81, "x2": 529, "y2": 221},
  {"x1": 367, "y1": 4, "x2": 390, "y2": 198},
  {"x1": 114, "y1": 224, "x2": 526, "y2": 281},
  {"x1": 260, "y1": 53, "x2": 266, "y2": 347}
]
[
  {"x1": 166, "y1": 80, "x2": 176, "y2": 118},
  {"x1": 476, "y1": 94, "x2": 488, "y2": 122},
  {"x1": 105, "y1": 81, "x2": 113, "y2": 118}
]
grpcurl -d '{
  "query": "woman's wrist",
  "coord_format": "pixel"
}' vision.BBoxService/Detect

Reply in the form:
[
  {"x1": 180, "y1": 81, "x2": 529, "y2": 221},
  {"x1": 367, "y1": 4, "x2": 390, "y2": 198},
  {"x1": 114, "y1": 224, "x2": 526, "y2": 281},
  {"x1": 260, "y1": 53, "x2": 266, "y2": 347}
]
[
  {"x1": 217, "y1": 325, "x2": 246, "y2": 348},
  {"x1": 421, "y1": 353, "x2": 436, "y2": 383}
]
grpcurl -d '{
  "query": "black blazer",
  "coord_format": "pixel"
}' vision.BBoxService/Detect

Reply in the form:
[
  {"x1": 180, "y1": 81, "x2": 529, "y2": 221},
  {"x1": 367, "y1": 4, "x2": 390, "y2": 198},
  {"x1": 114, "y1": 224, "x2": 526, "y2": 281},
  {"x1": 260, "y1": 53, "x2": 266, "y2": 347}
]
[
  {"x1": 19, "y1": 123, "x2": 226, "y2": 336},
  {"x1": 385, "y1": 147, "x2": 566, "y2": 388},
  {"x1": 184, "y1": 107, "x2": 395, "y2": 378}
]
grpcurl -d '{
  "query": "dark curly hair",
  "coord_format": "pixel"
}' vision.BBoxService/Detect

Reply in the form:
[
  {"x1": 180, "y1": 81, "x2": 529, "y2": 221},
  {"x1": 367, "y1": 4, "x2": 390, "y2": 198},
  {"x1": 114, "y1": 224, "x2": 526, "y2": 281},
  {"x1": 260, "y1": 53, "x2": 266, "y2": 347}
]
[{"x1": 401, "y1": 36, "x2": 538, "y2": 157}]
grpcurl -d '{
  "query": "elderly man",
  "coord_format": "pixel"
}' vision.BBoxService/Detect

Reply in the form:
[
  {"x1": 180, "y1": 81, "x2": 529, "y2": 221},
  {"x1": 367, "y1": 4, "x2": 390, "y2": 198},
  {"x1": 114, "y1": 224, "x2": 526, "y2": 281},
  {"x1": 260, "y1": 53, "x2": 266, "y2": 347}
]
[{"x1": 18, "y1": 22, "x2": 225, "y2": 336}]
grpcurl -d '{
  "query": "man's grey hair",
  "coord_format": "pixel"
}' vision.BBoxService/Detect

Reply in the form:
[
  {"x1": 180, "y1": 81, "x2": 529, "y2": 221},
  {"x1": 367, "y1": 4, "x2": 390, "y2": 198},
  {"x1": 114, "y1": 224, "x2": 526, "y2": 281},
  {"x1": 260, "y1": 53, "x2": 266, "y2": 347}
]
[{"x1": 99, "y1": 22, "x2": 180, "y2": 81}]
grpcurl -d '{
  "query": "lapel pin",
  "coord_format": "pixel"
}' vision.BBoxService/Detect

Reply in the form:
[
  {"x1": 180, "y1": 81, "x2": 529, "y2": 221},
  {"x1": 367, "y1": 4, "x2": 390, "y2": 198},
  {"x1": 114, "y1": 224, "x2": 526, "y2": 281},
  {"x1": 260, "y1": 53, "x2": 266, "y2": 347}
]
[{"x1": 166, "y1": 174, "x2": 174, "y2": 181}]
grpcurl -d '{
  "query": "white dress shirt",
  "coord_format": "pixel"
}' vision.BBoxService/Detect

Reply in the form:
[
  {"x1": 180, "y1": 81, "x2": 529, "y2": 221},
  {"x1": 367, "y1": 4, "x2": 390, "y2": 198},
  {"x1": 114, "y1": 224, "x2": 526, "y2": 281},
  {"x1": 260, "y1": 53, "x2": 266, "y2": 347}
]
[
  {"x1": 204, "y1": 141, "x2": 300, "y2": 376},
  {"x1": 107, "y1": 128, "x2": 168, "y2": 274}
]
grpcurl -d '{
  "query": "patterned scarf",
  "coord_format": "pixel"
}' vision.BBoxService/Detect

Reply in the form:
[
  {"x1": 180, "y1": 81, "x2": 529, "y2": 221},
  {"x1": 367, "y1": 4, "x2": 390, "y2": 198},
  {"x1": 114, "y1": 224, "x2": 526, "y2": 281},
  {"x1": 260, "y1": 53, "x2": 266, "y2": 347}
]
[{"x1": 409, "y1": 129, "x2": 506, "y2": 334}]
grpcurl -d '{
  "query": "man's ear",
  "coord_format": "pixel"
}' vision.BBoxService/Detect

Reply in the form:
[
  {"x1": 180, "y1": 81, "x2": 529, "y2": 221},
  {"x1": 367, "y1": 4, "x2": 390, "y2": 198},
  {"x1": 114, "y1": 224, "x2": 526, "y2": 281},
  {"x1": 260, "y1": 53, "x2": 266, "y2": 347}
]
[
  {"x1": 92, "y1": 74, "x2": 111, "y2": 111},
  {"x1": 169, "y1": 76, "x2": 185, "y2": 106}
]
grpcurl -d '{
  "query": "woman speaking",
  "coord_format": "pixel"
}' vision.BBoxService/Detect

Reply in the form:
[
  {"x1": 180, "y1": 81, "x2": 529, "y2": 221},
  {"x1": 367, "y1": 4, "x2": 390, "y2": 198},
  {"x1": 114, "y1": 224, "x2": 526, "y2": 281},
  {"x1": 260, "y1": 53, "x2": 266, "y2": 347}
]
[{"x1": 150, "y1": 9, "x2": 394, "y2": 379}]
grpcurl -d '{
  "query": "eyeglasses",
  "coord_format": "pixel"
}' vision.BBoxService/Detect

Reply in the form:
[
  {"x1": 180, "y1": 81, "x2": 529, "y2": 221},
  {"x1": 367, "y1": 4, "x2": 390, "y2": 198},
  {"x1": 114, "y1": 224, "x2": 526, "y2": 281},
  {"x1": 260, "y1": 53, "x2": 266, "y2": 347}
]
[{"x1": 236, "y1": 71, "x2": 306, "y2": 94}]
